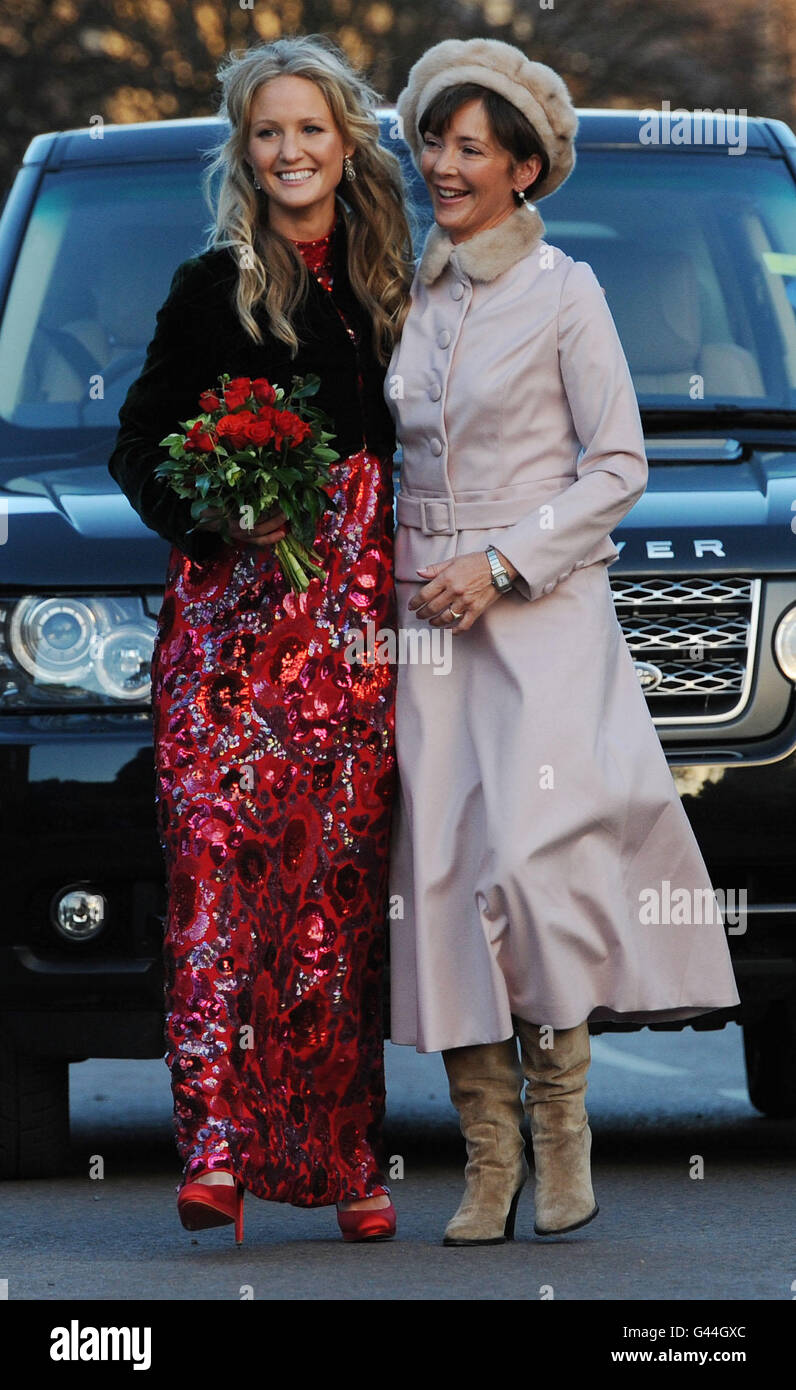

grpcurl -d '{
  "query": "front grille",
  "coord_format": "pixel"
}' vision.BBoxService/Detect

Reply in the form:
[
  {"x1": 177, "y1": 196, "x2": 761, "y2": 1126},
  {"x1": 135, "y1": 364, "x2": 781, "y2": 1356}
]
[{"x1": 609, "y1": 575, "x2": 760, "y2": 724}]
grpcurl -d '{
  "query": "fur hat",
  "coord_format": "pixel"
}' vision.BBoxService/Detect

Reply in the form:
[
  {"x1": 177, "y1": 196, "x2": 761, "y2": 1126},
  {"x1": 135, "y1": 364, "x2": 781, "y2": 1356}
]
[{"x1": 396, "y1": 38, "x2": 578, "y2": 200}]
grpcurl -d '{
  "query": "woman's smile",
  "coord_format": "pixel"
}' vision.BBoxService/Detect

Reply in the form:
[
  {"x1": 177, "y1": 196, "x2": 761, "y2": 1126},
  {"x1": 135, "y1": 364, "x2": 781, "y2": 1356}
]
[
  {"x1": 275, "y1": 168, "x2": 318, "y2": 184},
  {"x1": 435, "y1": 184, "x2": 470, "y2": 201}
]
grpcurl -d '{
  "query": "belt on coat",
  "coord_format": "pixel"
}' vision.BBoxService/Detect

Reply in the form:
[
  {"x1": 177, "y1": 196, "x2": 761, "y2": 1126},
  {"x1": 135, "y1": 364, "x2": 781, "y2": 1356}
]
[{"x1": 395, "y1": 476, "x2": 575, "y2": 534}]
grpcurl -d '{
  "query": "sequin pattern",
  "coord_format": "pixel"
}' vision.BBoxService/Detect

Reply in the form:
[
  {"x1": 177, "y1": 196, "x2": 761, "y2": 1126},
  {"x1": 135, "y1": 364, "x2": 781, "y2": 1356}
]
[{"x1": 151, "y1": 229, "x2": 397, "y2": 1205}]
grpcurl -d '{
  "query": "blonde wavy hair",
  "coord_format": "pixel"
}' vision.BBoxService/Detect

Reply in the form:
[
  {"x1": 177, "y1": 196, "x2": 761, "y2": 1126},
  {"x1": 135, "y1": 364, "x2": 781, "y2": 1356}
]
[{"x1": 201, "y1": 35, "x2": 414, "y2": 363}]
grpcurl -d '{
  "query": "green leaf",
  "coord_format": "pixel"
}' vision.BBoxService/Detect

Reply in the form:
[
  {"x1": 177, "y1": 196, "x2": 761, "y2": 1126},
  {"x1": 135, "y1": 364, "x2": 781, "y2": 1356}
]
[{"x1": 291, "y1": 377, "x2": 321, "y2": 400}]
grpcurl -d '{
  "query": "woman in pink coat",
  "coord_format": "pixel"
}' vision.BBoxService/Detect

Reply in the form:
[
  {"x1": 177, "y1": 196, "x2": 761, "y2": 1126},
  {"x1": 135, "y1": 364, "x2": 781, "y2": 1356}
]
[{"x1": 386, "y1": 39, "x2": 741, "y2": 1244}]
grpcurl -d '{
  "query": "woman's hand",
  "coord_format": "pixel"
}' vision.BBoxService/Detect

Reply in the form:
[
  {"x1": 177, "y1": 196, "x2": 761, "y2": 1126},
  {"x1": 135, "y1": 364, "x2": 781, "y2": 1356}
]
[
  {"x1": 408, "y1": 549, "x2": 519, "y2": 632},
  {"x1": 193, "y1": 503, "x2": 289, "y2": 549}
]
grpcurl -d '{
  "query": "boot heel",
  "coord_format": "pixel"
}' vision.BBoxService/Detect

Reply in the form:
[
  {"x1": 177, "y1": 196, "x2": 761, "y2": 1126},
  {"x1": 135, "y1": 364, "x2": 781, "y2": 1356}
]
[{"x1": 503, "y1": 1181, "x2": 524, "y2": 1241}]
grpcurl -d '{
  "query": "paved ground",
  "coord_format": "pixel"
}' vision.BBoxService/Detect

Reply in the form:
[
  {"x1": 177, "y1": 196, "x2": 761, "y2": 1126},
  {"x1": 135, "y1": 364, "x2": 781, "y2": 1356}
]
[{"x1": 2, "y1": 1024, "x2": 795, "y2": 1302}]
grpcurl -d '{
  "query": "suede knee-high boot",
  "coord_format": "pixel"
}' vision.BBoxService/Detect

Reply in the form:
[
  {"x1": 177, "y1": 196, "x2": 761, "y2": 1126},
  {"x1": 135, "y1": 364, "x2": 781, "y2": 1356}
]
[
  {"x1": 441, "y1": 1037, "x2": 529, "y2": 1245},
  {"x1": 513, "y1": 1018, "x2": 599, "y2": 1236}
]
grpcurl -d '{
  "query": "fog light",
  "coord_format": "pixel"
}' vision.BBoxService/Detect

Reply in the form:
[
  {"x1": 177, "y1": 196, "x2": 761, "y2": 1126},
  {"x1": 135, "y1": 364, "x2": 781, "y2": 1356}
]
[
  {"x1": 774, "y1": 603, "x2": 796, "y2": 682},
  {"x1": 51, "y1": 886, "x2": 107, "y2": 941}
]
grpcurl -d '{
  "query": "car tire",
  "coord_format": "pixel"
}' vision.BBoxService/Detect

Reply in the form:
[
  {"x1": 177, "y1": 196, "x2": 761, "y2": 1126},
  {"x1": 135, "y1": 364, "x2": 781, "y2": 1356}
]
[
  {"x1": 0, "y1": 1034, "x2": 70, "y2": 1178},
  {"x1": 742, "y1": 1000, "x2": 796, "y2": 1119}
]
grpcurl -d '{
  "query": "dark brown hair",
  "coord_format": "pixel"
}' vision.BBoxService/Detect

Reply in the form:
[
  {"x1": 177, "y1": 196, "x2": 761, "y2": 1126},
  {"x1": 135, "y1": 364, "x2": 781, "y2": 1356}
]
[{"x1": 417, "y1": 81, "x2": 549, "y2": 201}]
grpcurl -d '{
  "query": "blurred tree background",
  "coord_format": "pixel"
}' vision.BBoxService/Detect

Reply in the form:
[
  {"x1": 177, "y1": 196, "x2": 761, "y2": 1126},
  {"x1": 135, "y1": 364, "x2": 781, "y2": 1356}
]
[{"x1": 1, "y1": 0, "x2": 794, "y2": 192}]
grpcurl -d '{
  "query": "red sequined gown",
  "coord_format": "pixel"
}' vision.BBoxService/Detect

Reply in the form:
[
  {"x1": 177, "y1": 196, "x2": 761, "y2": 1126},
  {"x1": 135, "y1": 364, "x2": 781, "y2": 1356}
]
[{"x1": 150, "y1": 226, "x2": 398, "y2": 1206}]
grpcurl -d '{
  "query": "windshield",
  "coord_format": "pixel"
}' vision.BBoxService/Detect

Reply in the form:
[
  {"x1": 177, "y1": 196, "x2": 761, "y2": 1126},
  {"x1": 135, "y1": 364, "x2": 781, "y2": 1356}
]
[
  {"x1": 2, "y1": 145, "x2": 795, "y2": 452},
  {"x1": 0, "y1": 163, "x2": 217, "y2": 434},
  {"x1": 0, "y1": 147, "x2": 431, "y2": 452},
  {"x1": 542, "y1": 150, "x2": 796, "y2": 411}
]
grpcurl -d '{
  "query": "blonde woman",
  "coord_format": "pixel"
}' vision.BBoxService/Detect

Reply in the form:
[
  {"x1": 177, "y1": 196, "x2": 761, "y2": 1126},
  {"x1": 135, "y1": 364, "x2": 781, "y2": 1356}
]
[{"x1": 108, "y1": 35, "x2": 413, "y2": 1244}]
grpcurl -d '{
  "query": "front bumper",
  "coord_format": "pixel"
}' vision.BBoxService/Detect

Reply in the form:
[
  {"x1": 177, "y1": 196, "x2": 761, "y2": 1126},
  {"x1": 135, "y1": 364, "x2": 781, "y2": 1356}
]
[{"x1": 1, "y1": 720, "x2": 795, "y2": 1055}]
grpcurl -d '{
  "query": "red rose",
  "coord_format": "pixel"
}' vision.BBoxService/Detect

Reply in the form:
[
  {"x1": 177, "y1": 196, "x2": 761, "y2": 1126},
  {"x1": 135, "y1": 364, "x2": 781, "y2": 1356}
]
[
  {"x1": 223, "y1": 377, "x2": 253, "y2": 410},
  {"x1": 198, "y1": 389, "x2": 221, "y2": 412},
  {"x1": 276, "y1": 411, "x2": 313, "y2": 447},
  {"x1": 247, "y1": 416, "x2": 276, "y2": 446},
  {"x1": 216, "y1": 410, "x2": 256, "y2": 451},
  {"x1": 270, "y1": 410, "x2": 290, "y2": 443},
  {"x1": 288, "y1": 418, "x2": 312, "y2": 446},
  {"x1": 272, "y1": 409, "x2": 311, "y2": 446},
  {"x1": 184, "y1": 420, "x2": 216, "y2": 452},
  {"x1": 252, "y1": 378, "x2": 276, "y2": 406}
]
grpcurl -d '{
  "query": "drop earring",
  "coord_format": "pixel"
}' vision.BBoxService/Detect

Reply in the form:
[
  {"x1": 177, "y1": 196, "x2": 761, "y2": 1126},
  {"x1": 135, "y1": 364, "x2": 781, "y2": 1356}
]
[{"x1": 343, "y1": 155, "x2": 356, "y2": 182}]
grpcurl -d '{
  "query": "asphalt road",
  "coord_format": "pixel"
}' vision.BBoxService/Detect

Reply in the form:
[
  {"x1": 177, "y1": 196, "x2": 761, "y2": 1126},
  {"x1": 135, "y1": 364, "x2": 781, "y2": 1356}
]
[{"x1": 2, "y1": 1024, "x2": 795, "y2": 1302}]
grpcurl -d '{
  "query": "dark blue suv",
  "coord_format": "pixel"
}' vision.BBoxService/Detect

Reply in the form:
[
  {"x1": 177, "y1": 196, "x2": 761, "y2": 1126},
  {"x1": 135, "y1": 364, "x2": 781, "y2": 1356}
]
[{"x1": 2, "y1": 108, "x2": 796, "y2": 1176}]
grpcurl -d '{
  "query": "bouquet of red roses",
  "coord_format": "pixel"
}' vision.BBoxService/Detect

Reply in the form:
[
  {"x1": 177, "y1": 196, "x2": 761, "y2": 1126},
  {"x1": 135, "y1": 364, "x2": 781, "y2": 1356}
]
[{"x1": 155, "y1": 372, "x2": 341, "y2": 592}]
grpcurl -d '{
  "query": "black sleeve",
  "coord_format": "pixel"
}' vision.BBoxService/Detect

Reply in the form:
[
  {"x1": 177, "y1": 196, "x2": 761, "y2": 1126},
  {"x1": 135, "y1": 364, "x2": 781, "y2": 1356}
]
[{"x1": 107, "y1": 256, "x2": 226, "y2": 565}]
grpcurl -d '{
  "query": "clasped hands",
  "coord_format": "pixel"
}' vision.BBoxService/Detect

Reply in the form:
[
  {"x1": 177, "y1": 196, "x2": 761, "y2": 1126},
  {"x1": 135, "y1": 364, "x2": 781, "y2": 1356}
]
[
  {"x1": 408, "y1": 549, "x2": 518, "y2": 633},
  {"x1": 194, "y1": 504, "x2": 288, "y2": 548},
  {"x1": 194, "y1": 510, "x2": 517, "y2": 628}
]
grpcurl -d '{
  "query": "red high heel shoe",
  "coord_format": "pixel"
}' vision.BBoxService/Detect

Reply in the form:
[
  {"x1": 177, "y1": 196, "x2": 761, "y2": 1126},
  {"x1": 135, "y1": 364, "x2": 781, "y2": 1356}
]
[
  {"x1": 177, "y1": 1171, "x2": 244, "y2": 1245},
  {"x1": 336, "y1": 1198, "x2": 396, "y2": 1243}
]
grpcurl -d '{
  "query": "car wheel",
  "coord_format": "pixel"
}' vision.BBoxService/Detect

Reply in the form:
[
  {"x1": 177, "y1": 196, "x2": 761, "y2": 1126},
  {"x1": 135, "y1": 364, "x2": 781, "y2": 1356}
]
[
  {"x1": 742, "y1": 1000, "x2": 796, "y2": 1119},
  {"x1": 0, "y1": 1033, "x2": 70, "y2": 1178}
]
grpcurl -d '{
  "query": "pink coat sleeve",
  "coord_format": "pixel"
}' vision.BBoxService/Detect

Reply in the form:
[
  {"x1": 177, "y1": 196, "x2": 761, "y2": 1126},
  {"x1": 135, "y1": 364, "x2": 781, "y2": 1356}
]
[{"x1": 495, "y1": 258, "x2": 648, "y2": 601}]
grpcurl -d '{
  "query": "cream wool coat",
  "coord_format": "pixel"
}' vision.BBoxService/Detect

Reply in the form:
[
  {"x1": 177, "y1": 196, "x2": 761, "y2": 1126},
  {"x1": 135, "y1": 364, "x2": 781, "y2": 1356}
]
[{"x1": 385, "y1": 202, "x2": 740, "y2": 1052}]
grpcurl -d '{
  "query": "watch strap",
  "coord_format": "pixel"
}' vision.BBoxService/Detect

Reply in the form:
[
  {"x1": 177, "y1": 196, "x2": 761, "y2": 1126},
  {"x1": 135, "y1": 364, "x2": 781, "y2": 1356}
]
[{"x1": 485, "y1": 545, "x2": 513, "y2": 592}]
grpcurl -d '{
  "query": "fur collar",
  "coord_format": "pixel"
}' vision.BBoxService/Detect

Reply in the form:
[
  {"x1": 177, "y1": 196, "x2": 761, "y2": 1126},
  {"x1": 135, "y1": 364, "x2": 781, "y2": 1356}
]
[{"x1": 417, "y1": 203, "x2": 546, "y2": 285}]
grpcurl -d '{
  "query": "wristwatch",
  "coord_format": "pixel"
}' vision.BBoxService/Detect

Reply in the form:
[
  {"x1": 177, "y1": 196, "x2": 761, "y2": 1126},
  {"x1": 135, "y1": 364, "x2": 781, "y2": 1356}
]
[{"x1": 485, "y1": 545, "x2": 514, "y2": 593}]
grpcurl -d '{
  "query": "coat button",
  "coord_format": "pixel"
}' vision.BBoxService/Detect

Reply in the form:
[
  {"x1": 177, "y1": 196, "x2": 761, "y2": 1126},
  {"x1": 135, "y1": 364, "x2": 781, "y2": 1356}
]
[
  {"x1": 450, "y1": 283, "x2": 464, "y2": 301},
  {"x1": 430, "y1": 438, "x2": 444, "y2": 456},
  {"x1": 437, "y1": 329, "x2": 452, "y2": 348},
  {"x1": 429, "y1": 383, "x2": 442, "y2": 401},
  {"x1": 541, "y1": 581, "x2": 555, "y2": 595}
]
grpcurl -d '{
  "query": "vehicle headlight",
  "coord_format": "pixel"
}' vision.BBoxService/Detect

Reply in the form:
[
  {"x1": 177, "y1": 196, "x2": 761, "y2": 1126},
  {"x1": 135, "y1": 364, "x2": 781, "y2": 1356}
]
[
  {"x1": 1, "y1": 593, "x2": 159, "y2": 707},
  {"x1": 773, "y1": 603, "x2": 796, "y2": 682}
]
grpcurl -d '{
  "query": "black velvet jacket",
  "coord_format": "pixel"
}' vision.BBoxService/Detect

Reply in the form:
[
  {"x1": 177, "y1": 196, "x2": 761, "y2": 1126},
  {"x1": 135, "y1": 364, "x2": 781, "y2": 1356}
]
[{"x1": 107, "y1": 210, "x2": 396, "y2": 565}]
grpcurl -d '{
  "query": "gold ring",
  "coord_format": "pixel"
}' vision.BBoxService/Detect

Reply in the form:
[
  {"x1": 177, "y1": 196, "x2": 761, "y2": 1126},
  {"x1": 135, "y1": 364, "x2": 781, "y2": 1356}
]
[{"x1": 449, "y1": 609, "x2": 464, "y2": 620}]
